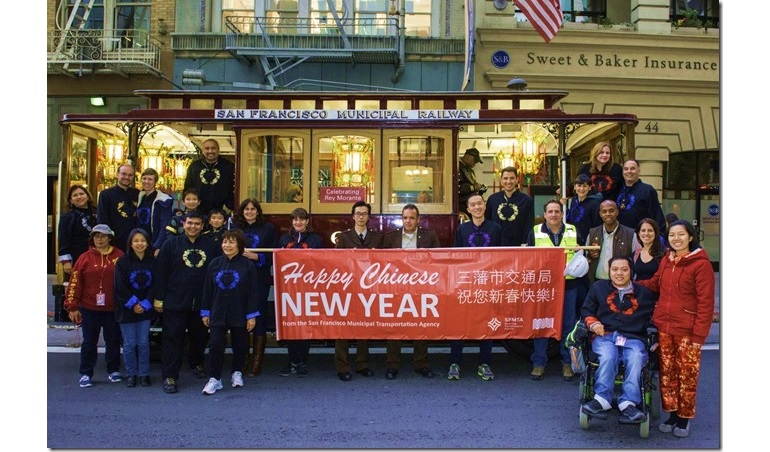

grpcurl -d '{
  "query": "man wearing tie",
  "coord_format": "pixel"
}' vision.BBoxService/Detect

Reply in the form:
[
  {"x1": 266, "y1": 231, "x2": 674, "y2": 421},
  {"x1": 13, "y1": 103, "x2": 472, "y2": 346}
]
[{"x1": 333, "y1": 200, "x2": 383, "y2": 381}]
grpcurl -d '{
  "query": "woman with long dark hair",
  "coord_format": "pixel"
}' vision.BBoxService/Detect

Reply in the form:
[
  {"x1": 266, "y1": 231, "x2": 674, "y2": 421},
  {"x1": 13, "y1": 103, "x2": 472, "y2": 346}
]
[
  {"x1": 229, "y1": 198, "x2": 277, "y2": 377},
  {"x1": 58, "y1": 185, "x2": 98, "y2": 278},
  {"x1": 632, "y1": 218, "x2": 667, "y2": 281},
  {"x1": 114, "y1": 228, "x2": 157, "y2": 387}
]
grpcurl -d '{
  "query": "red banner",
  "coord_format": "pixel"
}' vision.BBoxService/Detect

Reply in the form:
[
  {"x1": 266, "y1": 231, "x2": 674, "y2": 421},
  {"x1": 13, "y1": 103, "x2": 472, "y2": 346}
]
[{"x1": 273, "y1": 247, "x2": 566, "y2": 341}]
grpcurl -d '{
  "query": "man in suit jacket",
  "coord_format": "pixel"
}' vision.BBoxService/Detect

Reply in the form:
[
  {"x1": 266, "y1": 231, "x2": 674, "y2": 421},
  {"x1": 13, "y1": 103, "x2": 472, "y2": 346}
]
[
  {"x1": 333, "y1": 200, "x2": 383, "y2": 381},
  {"x1": 382, "y1": 204, "x2": 441, "y2": 380},
  {"x1": 586, "y1": 200, "x2": 639, "y2": 283}
]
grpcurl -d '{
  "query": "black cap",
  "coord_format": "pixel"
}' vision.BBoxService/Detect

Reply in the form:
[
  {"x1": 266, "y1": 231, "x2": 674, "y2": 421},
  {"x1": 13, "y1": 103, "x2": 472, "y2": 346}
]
[{"x1": 464, "y1": 148, "x2": 483, "y2": 164}]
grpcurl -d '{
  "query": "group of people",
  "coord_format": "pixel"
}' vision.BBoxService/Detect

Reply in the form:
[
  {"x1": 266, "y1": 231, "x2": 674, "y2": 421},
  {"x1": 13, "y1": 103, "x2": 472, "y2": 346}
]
[
  {"x1": 457, "y1": 143, "x2": 714, "y2": 438},
  {"x1": 58, "y1": 140, "x2": 715, "y2": 437},
  {"x1": 59, "y1": 139, "x2": 252, "y2": 396}
]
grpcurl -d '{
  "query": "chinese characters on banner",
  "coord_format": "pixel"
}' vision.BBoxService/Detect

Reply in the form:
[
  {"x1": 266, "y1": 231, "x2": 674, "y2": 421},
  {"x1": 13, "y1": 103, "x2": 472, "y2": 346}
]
[{"x1": 273, "y1": 248, "x2": 566, "y2": 341}]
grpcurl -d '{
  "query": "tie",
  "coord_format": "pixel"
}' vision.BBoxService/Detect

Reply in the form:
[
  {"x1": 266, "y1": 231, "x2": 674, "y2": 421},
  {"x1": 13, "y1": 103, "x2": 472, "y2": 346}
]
[{"x1": 359, "y1": 233, "x2": 364, "y2": 242}]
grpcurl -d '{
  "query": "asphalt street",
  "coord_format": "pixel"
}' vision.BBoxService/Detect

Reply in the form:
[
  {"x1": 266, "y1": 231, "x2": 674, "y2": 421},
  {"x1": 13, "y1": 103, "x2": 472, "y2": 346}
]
[{"x1": 42, "y1": 274, "x2": 722, "y2": 449}]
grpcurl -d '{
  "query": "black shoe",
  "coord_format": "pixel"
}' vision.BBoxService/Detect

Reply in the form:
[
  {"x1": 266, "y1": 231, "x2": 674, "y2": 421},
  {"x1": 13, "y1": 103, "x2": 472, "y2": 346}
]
[
  {"x1": 337, "y1": 372, "x2": 352, "y2": 382},
  {"x1": 125, "y1": 376, "x2": 137, "y2": 388},
  {"x1": 279, "y1": 363, "x2": 297, "y2": 377},
  {"x1": 139, "y1": 376, "x2": 152, "y2": 387},
  {"x1": 415, "y1": 367, "x2": 436, "y2": 378},
  {"x1": 619, "y1": 405, "x2": 646, "y2": 424},
  {"x1": 581, "y1": 399, "x2": 608, "y2": 420},
  {"x1": 190, "y1": 365, "x2": 207, "y2": 379},
  {"x1": 355, "y1": 368, "x2": 374, "y2": 377},
  {"x1": 163, "y1": 378, "x2": 178, "y2": 394},
  {"x1": 385, "y1": 368, "x2": 398, "y2": 380}
]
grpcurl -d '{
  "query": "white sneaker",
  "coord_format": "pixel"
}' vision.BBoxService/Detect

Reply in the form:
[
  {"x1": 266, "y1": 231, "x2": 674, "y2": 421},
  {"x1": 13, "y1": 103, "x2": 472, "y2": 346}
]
[
  {"x1": 231, "y1": 371, "x2": 244, "y2": 388},
  {"x1": 202, "y1": 377, "x2": 223, "y2": 395}
]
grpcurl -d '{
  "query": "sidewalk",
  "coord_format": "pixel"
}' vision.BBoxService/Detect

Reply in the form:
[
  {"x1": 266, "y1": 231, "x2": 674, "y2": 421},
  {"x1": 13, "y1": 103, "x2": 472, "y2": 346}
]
[{"x1": 46, "y1": 273, "x2": 721, "y2": 347}]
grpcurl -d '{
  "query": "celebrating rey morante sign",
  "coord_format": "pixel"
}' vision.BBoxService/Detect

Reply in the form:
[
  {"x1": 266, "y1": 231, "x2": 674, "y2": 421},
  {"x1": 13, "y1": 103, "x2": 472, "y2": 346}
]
[{"x1": 273, "y1": 248, "x2": 566, "y2": 341}]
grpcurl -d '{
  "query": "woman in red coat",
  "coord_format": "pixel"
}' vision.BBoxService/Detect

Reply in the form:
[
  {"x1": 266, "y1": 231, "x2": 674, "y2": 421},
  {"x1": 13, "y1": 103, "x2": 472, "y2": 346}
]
[
  {"x1": 637, "y1": 220, "x2": 715, "y2": 438},
  {"x1": 65, "y1": 224, "x2": 125, "y2": 388}
]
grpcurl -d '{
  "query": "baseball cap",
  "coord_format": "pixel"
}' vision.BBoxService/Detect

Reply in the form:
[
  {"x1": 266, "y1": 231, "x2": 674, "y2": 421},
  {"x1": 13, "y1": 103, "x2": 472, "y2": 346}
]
[
  {"x1": 90, "y1": 224, "x2": 115, "y2": 236},
  {"x1": 464, "y1": 148, "x2": 483, "y2": 164}
]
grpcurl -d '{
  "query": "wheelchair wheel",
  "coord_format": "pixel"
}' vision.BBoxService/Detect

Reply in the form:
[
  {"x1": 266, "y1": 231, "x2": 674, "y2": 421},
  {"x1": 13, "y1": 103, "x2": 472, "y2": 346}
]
[
  {"x1": 579, "y1": 406, "x2": 590, "y2": 430},
  {"x1": 650, "y1": 372, "x2": 662, "y2": 419},
  {"x1": 639, "y1": 413, "x2": 650, "y2": 438}
]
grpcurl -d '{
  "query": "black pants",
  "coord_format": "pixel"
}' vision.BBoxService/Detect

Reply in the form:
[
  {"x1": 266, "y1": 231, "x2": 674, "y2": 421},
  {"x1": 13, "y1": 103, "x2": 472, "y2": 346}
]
[
  {"x1": 161, "y1": 309, "x2": 208, "y2": 380},
  {"x1": 208, "y1": 325, "x2": 248, "y2": 380},
  {"x1": 287, "y1": 340, "x2": 311, "y2": 364},
  {"x1": 79, "y1": 308, "x2": 122, "y2": 377}
]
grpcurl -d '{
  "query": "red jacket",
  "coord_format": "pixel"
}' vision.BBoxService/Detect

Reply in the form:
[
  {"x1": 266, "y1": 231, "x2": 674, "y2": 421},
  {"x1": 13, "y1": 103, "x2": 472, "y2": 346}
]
[
  {"x1": 65, "y1": 246, "x2": 124, "y2": 312},
  {"x1": 637, "y1": 248, "x2": 715, "y2": 344}
]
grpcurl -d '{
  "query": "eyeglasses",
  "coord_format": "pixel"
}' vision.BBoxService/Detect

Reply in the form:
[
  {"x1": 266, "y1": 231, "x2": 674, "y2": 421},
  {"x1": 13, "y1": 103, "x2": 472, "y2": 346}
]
[{"x1": 353, "y1": 212, "x2": 369, "y2": 217}]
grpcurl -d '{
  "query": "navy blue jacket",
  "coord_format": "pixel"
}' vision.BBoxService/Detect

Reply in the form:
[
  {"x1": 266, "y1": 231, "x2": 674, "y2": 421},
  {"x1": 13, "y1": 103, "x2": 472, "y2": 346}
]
[
  {"x1": 484, "y1": 189, "x2": 534, "y2": 246},
  {"x1": 454, "y1": 219, "x2": 502, "y2": 248},
  {"x1": 97, "y1": 185, "x2": 139, "y2": 252},
  {"x1": 578, "y1": 163, "x2": 623, "y2": 202},
  {"x1": 566, "y1": 195, "x2": 601, "y2": 241},
  {"x1": 183, "y1": 158, "x2": 235, "y2": 215},
  {"x1": 278, "y1": 230, "x2": 324, "y2": 249},
  {"x1": 616, "y1": 180, "x2": 666, "y2": 231},
  {"x1": 136, "y1": 190, "x2": 174, "y2": 250},
  {"x1": 58, "y1": 206, "x2": 97, "y2": 264},
  {"x1": 230, "y1": 220, "x2": 278, "y2": 286},
  {"x1": 154, "y1": 233, "x2": 222, "y2": 311},
  {"x1": 581, "y1": 279, "x2": 658, "y2": 342},
  {"x1": 200, "y1": 254, "x2": 260, "y2": 328},
  {"x1": 114, "y1": 252, "x2": 157, "y2": 324}
]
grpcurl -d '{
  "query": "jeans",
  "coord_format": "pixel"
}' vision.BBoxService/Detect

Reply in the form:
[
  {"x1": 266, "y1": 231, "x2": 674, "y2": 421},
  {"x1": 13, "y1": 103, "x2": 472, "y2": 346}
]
[
  {"x1": 532, "y1": 286, "x2": 577, "y2": 366},
  {"x1": 592, "y1": 331, "x2": 648, "y2": 409},
  {"x1": 79, "y1": 308, "x2": 122, "y2": 377},
  {"x1": 119, "y1": 320, "x2": 151, "y2": 377},
  {"x1": 449, "y1": 340, "x2": 493, "y2": 366}
]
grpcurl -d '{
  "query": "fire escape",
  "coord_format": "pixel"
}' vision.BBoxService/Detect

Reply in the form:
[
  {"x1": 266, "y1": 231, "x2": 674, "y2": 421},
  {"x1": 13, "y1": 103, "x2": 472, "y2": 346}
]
[
  {"x1": 223, "y1": 8, "x2": 404, "y2": 90},
  {"x1": 47, "y1": 0, "x2": 162, "y2": 77}
]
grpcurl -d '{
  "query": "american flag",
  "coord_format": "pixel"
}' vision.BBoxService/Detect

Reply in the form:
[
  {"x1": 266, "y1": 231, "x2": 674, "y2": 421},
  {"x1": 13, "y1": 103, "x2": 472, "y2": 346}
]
[{"x1": 514, "y1": 0, "x2": 563, "y2": 43}]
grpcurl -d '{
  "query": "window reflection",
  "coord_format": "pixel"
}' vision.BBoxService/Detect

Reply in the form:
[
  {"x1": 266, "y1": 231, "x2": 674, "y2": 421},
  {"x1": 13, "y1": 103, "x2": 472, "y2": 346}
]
[
  {"x1": 244, "y1": 134, "x2": 306, "y2": 203},
  {"x1": 386, "y1": 135, "x2": 444, "y2": 205}
]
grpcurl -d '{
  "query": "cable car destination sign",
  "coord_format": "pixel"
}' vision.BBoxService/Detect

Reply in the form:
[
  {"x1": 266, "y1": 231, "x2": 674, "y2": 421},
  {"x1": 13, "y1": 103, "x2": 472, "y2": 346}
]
[{"x1": 215, "y1": 109, "x2": 480, "y2": 120}]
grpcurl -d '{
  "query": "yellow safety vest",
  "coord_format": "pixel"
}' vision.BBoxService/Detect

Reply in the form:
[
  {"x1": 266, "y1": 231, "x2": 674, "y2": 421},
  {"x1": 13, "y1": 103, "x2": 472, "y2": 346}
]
[{"x1": 533, "y1": 223, "x2": 578, "y2": 280}]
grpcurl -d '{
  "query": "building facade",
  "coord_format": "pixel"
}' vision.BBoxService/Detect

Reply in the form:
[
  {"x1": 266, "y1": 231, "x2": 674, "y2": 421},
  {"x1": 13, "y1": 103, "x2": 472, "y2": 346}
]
[{"x1": 47, "y1": 0, "x2": 719, "y2": 270}]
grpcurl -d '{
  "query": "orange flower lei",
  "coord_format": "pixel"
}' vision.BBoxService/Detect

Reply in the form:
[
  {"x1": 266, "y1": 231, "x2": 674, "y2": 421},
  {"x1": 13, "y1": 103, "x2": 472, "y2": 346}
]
[{"x1": 605, "y1": 290, "x2": 638, "y2": 315}]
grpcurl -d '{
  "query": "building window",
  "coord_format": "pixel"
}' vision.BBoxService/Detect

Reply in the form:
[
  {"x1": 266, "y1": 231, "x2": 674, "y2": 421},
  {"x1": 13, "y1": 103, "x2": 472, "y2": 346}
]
[
  {"x1": 354, "y1": 0, "x2": 391, "y2": 35},
  {"x1": 403, "y1": 0, "x2": 431, "y2": 36},
  {"x1": 671, "y1": 0, "x2": 720, "y2": 28},
  {"x1": 65, "y1": 0, "x2": 105, "y2": 30},
  {"x1": 223, "y1": 0, "x2": 256, "y2": 32},
  {"x1": 515, "y1": 1, "x2": 606, "y2": 24},
  {"x1": 114, "y1": 0, "x2": 152, "y2": 48},
  {"x1": 664, "y1": 151, "x2": 719, "y2": 190}
]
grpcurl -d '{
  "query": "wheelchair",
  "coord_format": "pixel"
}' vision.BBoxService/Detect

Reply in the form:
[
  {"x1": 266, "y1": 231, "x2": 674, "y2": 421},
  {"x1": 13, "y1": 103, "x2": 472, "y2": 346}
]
[{"x1": 566, "y1": 321, "x2": 661, "y2": 438}]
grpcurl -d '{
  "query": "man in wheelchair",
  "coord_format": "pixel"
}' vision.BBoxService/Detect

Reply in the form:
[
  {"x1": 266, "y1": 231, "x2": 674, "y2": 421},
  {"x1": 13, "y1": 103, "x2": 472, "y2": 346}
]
[{"x1": 580, "y1": 256, "x2": 658, "y2": 423}]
